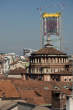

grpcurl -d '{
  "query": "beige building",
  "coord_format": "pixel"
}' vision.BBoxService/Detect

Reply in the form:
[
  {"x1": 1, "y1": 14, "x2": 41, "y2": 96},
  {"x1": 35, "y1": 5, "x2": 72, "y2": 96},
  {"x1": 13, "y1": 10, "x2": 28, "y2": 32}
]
[
  {"x1": 26, "y1": 45, "x2": 72, "y2": 81},
  {"x1": 7, "y1": 67, "x2": 26, "y2": 80},
  {"x1": 10, "y1": 60, "x2": 29, "y2": 70}
]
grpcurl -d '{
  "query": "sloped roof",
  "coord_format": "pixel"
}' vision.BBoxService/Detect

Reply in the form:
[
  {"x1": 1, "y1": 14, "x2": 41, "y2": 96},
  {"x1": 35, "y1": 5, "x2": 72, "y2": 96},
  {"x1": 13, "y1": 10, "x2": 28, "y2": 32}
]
[
  {"x1": 33, "y1": 106, "x2": 50, "y2": 110},
  {"x1": 12, "y1": 79, "x2": 71, "y2": 97},
  {"x1": 8, "y1": 67, "x2": 26, "y2": 75},
  {"x1": 0, "y1": 75, "x2": 6, "y2": 79},
  {"x1": 32, "y1": 47, "x2": 67, "y2": 56},
  {"x1": 0, "y1": 79, "x2": 71, "y2": 105},
  {"x1": 0, "y1": 100, "x2": 17, "y2": 110},
  {"x1": 11, "y1": 79, "x2": 52, "y2": 105},
  {"x1": 0, "y1": 80, "x2": 19, "y2": 98}
]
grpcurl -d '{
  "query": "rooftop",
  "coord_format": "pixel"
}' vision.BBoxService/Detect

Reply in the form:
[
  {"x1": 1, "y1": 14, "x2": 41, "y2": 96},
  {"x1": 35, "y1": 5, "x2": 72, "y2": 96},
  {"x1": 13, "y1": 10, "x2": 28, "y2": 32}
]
[
  {"x1": 8, "y1": 67, "x2": 26, "y2": 75},
  {"x1": 0, "y1": 79, "x2": 72, "y2": 105},
  {"x1": 32, "y1": 47, "x2": 67, "y2": 56},
  {"x1": 0, "y1": 80, "x2": 19, "y2": 98}
]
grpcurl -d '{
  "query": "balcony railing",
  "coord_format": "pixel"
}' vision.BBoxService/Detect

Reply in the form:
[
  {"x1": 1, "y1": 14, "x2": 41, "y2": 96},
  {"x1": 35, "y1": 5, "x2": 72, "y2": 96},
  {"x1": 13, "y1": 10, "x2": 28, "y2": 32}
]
[{"x1": 31, "y1": 63, "x2": 67, "y2": 66}]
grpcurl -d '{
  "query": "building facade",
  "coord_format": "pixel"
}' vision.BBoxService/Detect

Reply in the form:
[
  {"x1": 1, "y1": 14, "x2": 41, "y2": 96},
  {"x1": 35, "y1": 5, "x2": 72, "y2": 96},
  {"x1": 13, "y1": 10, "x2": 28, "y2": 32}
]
[{"x1": 26, "y1": 45, "x2": 72, "y2": 82}]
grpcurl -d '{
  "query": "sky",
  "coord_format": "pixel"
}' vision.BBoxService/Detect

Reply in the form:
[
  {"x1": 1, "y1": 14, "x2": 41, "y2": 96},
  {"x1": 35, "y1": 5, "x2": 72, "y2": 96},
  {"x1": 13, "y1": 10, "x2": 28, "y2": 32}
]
[{"x1": 0, "y1": 0, "x2": 73, "y2": 55}]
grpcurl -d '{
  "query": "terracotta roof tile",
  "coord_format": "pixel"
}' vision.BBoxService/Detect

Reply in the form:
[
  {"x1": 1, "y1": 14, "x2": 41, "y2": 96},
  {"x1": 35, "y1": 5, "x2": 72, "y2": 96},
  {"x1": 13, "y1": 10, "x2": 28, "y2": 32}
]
[
  {"x1": 8, "y1": 67, "x2": 26, "y2": 75},
  {"x1": 32, "y1": 47, "x2": 67, "y2": 55},
  {"x1": 11, "y1": 79, "x2": 71, "y2": 103},
  {"x1": 0, "y1": 80, "x2": 19, "y2": 98},
  {"x1": 0, "y1": 79, "x2": 72, "y2": 105}
]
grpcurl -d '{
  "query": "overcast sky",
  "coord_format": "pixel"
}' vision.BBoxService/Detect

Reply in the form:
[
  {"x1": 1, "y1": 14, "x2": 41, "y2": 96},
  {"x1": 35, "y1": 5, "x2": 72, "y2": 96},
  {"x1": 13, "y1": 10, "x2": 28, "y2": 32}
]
[{"x1": 0, "y1": 0, "x2": 73, "y2": 55}]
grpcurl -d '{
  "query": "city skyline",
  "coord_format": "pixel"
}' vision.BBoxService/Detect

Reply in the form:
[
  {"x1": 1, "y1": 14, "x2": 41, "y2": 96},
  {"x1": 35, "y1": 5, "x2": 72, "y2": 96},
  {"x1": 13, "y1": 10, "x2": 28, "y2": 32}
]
[{"x1": 0, "y1": 0, "x2": 73, "y2": 55}]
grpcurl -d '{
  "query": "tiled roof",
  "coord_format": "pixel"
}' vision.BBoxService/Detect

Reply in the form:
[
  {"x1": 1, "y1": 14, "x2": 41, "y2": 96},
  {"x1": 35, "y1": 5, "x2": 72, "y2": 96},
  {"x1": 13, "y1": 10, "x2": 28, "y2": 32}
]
[
  {"x1": 12, "y1": 79, "x2": 71, "y2": 99},
  {"x1": 32, "y1": 47, "x2": 67, "y2": 55},
  {"x1": 8, "y1": 80, "x2": 52, "y2": 105},
  {"x1": 0, "y1": 80, "x2": 19, "y2": 98},
  {"x1": 8, "y1": 67, "x2": 26, "y2": 75},
  {"x1": 0, "y1": 75, "x2": 6, "y2": 79},
  {"x1": 10, "y1": 61, "x2": 18, "y2": 65},
  {"x1": 0, "y1": 79, "x2": 72, "y2": 105},
  {"x1": 12, "y1": 79, "x2": 52, "y2": 90}
]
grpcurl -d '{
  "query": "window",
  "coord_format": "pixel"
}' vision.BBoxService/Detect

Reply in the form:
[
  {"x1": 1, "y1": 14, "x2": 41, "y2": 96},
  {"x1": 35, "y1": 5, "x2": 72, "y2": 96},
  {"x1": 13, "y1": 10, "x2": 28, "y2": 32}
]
[
  {"x1": 64, "y1": 79, "x2": 67, "y2": 81},
  {"x1": 69, "y1": 79, "x2": 71, "y2": 81},
  {"x1": 37, "y1": 58, "x2": 38, "y2": 63},
  {"x1": 46, "y1": 68, "x2": 48, "y2": 73},
  {"x1": 55, "y1": 68, "x2": 58, "y2": 72},
  {"x1": 39, "y1": 58, "x2": 41, "y2": 63},
  {"x1": 53, "y1": 58, "x2": 56, "y2": 63}
]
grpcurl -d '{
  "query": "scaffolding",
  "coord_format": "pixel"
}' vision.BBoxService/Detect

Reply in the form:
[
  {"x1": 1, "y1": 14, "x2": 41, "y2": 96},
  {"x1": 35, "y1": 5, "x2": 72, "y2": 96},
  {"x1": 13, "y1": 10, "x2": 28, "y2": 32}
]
[{"x1": 40, "y1": 12, "x2": 62, "y2": 49}]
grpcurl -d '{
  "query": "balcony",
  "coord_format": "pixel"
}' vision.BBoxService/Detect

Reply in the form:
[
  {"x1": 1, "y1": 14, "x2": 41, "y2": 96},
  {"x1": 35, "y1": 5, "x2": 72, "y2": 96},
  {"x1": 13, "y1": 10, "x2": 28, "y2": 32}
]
[{"x1": 31, "y1": 62, "x2": 67, "y2": 67}]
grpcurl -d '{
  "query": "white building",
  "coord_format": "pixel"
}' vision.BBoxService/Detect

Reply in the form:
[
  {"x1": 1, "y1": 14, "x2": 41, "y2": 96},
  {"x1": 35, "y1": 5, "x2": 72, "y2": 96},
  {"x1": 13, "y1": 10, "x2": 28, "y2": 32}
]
[
  {"x1": 23, "y1": 48, "x2": 37, "y2": 57},
  {"x1": 0, "y1": 53, "x2": 17, "y2": 75}
]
